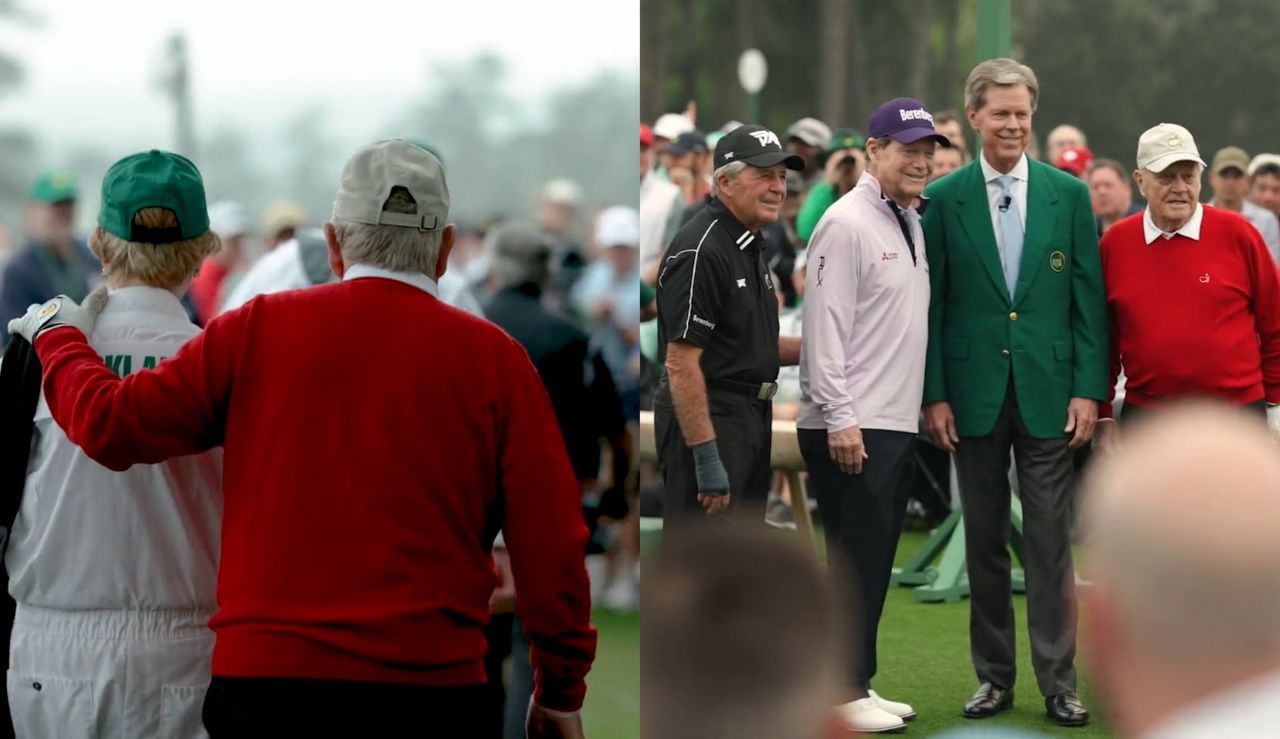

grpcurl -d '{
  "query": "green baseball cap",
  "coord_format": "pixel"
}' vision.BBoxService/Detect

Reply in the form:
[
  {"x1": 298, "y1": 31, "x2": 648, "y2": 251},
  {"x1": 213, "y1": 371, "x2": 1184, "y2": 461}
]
[
  {"x1": 98, "y1": 150, "x2": 209, "y2": 243},
  {"x1": 28, "y1": 171, "x2": 78, "y2": 203},
  {"x1": 827, "y1": 129, "x2": 867, "y2": 153}
]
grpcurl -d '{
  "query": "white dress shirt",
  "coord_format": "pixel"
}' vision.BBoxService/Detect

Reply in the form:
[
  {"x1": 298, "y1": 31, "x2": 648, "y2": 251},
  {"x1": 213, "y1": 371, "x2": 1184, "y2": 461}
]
[{"x1": 981, "y1": 152, "x2": 1029, "y2": 260}]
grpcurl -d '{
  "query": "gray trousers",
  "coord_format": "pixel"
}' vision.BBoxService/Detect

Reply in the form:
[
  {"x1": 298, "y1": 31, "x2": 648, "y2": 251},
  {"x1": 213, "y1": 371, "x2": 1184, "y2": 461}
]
[{"x1": 954, "y1": 383, "x2": 1077, "y2": 697}]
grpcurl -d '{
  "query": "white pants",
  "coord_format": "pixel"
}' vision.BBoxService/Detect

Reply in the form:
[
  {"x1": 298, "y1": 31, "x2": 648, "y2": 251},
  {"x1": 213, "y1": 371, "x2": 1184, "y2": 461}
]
[{"x1": 7, "y1": 605, "x2": 215, "y2": 739}]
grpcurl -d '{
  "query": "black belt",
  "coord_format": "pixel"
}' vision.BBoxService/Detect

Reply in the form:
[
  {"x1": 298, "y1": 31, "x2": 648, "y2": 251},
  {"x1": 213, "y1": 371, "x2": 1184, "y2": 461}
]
[{"x1": 707, "y1": 377, "x2": 778, "y2": 401}]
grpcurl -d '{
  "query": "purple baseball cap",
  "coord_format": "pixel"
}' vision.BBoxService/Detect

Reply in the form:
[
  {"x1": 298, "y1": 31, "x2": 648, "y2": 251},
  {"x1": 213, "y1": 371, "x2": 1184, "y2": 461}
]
[{"x1": 867, "y1": 97, "x2": 952, "y2": 147}]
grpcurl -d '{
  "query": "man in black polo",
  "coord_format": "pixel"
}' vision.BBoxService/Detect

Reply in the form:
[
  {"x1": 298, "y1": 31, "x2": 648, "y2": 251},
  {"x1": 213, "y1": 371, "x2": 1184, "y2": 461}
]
[{"x1": 654, "y1": 124, "x2": 803, "y2": 528}]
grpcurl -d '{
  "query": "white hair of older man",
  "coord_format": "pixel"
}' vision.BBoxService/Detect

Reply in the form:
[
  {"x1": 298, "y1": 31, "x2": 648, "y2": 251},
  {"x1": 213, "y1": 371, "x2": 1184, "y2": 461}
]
[
  {"x1": 330, "y1": 187, "x2": 442, "y2": 274},
  {"x1": 711, "y1": 160, "x2": 748, "y2": 197}
]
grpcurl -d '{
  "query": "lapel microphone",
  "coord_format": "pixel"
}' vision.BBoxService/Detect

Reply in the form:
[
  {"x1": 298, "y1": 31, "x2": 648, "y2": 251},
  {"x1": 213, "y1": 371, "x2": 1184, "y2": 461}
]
[{"x1": 999, "y1": 195, "x2": 1012, "y2": 213}]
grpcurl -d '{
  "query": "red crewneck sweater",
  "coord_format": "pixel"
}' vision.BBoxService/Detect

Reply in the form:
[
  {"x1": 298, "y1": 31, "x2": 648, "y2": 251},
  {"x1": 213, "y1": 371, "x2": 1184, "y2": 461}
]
[
  {"x1": 34, "y1": 277, "x2": 596, "y2": 711},
  {"x1": 1100, "y1": 206, "x2": 1280, "y2": 417}
]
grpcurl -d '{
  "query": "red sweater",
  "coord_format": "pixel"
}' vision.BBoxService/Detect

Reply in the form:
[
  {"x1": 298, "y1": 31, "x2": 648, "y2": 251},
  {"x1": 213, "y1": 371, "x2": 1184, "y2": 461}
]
[
  {"x1": 1100, "y1": 206, "x2": 1280, "y2": 417},
  {"x1": 34, "y1": 277, "x2": 596, "y2": 711}
]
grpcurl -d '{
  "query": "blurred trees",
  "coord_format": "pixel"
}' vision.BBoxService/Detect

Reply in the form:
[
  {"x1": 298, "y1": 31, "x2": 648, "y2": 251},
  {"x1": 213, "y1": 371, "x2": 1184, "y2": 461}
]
[
  {"x1": 0, "y1": 0, "x2": 37, "y2": 236},
  {"x1": 642, "y1": 0, "x2": 1280, "y2": 168},
  {"x1": 398, "y1": 54, "x2": 640, "y2": 226}
]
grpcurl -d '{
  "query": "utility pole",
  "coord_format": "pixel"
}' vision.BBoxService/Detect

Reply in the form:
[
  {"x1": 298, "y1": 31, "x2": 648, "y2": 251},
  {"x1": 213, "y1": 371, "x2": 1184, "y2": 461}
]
[
  {"x1": 977, "y1": 0, "x2": 1012, "y2": 61},
  {"x1": 157, "y1": 32, "x2": 197, "y2": 160}
]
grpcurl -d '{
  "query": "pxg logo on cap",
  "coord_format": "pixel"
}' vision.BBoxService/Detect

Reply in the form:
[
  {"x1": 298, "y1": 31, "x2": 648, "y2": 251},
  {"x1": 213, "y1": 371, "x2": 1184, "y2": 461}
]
[
  {"x1": 867, "y1": 97, "x2": 952, "y2": 148},
  {"x1": 714, "y1": 125, "x2": 806, "y2": 171}
]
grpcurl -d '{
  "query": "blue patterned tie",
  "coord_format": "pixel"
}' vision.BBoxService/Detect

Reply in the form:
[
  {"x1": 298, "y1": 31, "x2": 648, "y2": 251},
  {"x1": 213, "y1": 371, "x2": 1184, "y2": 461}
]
[{"x1": 996, "y1": 175, "x2": 1023, "y2": 299}]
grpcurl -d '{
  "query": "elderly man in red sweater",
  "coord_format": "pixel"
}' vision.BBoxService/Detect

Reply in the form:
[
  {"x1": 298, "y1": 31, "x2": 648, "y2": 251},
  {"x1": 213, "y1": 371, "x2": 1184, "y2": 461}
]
[
  {"x1": 7, "y1": 139, "x2": 594, "y2": 739},
  {"x1": 1096, "y1": 123, "x2": 1280, "y2": 447}
]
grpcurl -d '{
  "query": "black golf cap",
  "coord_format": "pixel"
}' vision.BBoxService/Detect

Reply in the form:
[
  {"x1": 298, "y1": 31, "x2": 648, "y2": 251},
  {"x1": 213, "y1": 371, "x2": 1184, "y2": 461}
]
[{"x1": 713, "y1": 125, "x2": 806, "y2": 171}]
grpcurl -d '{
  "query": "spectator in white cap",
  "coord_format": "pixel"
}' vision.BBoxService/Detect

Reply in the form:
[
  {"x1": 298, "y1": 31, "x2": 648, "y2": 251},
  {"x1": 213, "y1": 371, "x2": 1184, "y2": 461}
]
[
  {"x1": 785, "y1": 116, "x2": 833, "y2": 189},
  {"x1": 1247, "y1": 153, "x2": 1280, "y2": 222},
  {"x1": 652, "y1": 112, "x2": 696, "y2": 159},
  {"x1": 573, "y1": 206, "x2": 643, "y2": 410},
  {"x1": 190, "y1": 200, "x2": 252, "y2": 325},
  {"x1": 1096, "y1": 123, "x2": 1280, "y2": 446},
  {"x1": 8, "y1": 138, "x2": 595, "y2": 739}
]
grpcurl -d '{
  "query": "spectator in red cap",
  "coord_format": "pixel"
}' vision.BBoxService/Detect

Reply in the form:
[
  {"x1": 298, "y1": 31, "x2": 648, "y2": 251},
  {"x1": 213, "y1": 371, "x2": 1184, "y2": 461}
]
[
  {"x1": 1055, "y1": 145, "x2": 1094, "y2": 179},
  {"x1": 640, "y1": 123, "x2": 685, "y2": 285},
  {"x1": 1045, "y1": 124, "x2": 1087, "y2": 166}
]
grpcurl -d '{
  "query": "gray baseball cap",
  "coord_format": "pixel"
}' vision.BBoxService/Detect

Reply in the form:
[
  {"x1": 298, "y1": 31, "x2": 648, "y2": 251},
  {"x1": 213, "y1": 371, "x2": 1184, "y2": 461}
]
[{"x1": 332, "y1": 139, "x2": 449, "y2": 230}]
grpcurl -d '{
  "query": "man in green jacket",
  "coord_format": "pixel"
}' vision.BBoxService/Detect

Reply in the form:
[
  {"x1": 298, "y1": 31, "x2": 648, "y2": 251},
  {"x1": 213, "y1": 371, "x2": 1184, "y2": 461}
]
[{"x1": 921, "y1": 58, "x2": 1107, "y2": 729}]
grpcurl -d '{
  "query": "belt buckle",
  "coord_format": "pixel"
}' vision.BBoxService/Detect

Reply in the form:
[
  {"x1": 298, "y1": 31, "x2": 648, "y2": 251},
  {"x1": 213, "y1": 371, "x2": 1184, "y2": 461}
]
[{"x1": 757, "y1": 382, "x2": 778, "y2": 401}]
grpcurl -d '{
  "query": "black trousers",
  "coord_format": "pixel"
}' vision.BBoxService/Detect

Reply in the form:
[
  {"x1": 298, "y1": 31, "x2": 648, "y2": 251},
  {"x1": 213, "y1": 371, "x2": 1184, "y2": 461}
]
[
  {"x1": 799, "y1": 428, "x2": 916, "y2": 689},
  {"x1": 654, "y1": 386, "x2": 772, "y2": 530},
  {"x1": 954, "y1": 383, "x2": 1077, "y2": 697},
  {"x1": 202, "y1": 676, "x2": 492, "y2": 738}
]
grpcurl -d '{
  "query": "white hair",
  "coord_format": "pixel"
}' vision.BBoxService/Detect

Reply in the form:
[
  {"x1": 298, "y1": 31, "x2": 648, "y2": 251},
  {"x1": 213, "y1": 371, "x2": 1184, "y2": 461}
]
[
  {"x1": 328, "y1": 187, "x2": 442, "y2": 273},
  {"x1": 711, "y1": 160, "x2": 748, "y2": 197}
]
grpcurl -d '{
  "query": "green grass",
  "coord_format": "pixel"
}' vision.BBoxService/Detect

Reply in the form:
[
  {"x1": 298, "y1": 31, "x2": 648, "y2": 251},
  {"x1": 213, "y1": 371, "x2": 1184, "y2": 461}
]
[
  {"x1": 583, "y1": 527, "x2": 1112, "y2": 738},
  {"x1": 864, "y1": 529, "x2": 1112, "y2": 738},
  {"x1": 582, "y1": 609, "x2": 640, "y2": 739}
]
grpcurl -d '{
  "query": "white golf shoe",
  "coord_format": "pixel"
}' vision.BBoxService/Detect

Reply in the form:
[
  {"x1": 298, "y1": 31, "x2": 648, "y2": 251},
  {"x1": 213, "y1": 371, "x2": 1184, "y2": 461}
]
[
  {"x1": 869, "y1": 689, "x2": 917, "y2": 720},
  {"x1": 837, "y1": 697, "x2": 906, "y2": 734}
]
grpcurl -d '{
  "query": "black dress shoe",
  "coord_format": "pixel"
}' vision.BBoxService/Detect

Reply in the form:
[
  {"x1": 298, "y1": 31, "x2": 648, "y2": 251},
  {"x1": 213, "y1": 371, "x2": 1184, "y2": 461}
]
[
  {"x1": 962, "y1": 682, "x2": 1013, "y2": 718},
  {"x1": 1046, "y1": 691, "x2": 1090, "y2": 727}
]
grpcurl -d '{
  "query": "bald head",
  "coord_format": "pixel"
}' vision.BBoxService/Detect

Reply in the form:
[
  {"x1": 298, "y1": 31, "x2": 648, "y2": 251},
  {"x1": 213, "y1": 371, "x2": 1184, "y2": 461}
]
[
  {"x1": 1046, "y1": 124, "x2": 1086, "y2": 164},
  {"x1": 1083, "y1": 404, "x2": 1280, "y2": 661}
]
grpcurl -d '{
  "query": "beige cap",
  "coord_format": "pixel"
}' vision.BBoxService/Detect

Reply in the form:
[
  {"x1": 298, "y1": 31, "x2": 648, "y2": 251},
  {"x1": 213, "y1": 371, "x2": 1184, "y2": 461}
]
[
  {"x1": 262, "y1": 199, "x2": 307, "y2": 236},
  {"x1": 1248, "y1": 153, "x2": 1280, "y2": 176},
  {"x1": 1211, "y1": 146, "x2": 1251, "y2": 175},
  {"x1": 332, "y1": 139, "x2": 448, "y2": 231},
  {"x1": 1136, "y1": 123, "x2": 1205, "y2": 173}
]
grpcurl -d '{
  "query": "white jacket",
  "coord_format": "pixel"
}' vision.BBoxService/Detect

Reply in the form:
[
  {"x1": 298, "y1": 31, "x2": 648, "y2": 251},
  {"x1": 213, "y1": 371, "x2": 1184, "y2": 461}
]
[{"x1": 6, "y1": 286, "x2": 223, "y2": 610}]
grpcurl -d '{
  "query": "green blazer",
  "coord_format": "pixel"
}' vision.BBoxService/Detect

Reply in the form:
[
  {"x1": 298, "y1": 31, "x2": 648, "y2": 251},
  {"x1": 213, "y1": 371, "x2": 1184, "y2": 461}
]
[{"x1": 921, "y1": 158, "x2": 1108, "y2": 439}]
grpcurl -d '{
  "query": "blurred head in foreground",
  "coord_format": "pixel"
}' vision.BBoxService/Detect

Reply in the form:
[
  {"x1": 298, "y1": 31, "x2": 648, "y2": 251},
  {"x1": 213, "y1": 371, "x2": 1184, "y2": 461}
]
[
  {"x1": 642, "y1": 524, "x2": 850, "y2": 739},
  {"x1": 1080, "y1": 403, "x2": 1280, "y2": 738}
]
